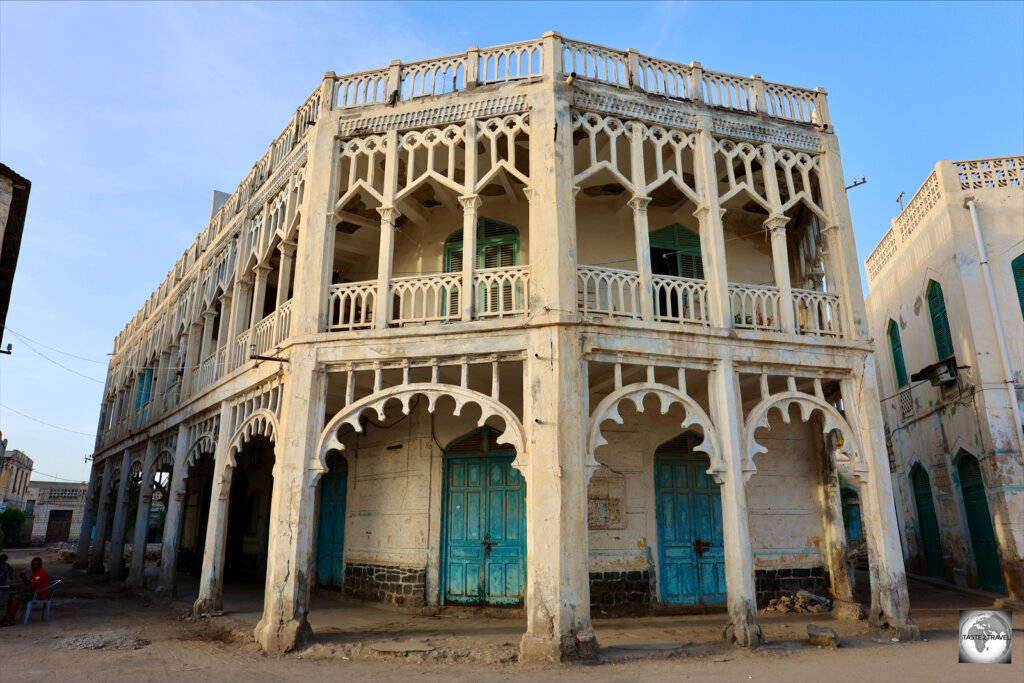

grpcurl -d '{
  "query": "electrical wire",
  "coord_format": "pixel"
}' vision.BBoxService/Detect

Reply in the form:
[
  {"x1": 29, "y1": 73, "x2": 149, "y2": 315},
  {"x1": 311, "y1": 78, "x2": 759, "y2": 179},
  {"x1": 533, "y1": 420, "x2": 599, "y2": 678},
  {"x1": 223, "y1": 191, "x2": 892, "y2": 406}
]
[
  {"x1": 0, "y1": 403, "x2": 95, "y2": 437},
  {"x1": 0, "y1": 324, "x2": 107, "y2": 364},
  {"x1": 24, "y1": 470, "x2": 87, "y2": 483},
  {"x1": 5, "y1": 331, "x2": 104, "y2": 384}
]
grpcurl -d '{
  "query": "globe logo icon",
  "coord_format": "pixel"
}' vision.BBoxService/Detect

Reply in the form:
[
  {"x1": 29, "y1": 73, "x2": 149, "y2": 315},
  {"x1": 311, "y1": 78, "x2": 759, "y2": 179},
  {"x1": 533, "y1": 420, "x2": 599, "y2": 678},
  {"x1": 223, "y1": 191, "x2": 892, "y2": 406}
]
[{"x1": 959, "y1": 610, "x2": 1012, "y2": 664}]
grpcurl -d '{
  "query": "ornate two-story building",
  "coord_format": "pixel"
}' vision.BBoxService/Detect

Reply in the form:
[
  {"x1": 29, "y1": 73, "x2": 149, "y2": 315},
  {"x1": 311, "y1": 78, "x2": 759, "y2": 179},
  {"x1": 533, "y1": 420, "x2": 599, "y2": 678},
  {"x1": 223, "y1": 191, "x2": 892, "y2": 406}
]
[{"x1": 79, "y1": 33, "x2": 916, "y2": 660}]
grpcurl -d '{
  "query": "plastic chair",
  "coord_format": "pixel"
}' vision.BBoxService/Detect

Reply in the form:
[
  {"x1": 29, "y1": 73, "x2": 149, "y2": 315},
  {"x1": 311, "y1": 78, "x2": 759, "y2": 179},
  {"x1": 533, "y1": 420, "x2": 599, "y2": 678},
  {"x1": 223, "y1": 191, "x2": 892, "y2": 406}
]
[{"x1": 23, "y1": 579, "x2": 61, "y2": 624}]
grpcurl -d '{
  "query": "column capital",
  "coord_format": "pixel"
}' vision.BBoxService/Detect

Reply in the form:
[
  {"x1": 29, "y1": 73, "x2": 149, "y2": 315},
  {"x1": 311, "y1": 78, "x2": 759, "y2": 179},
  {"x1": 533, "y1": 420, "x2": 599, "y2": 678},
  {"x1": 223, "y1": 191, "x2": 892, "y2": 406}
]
[
  {"x1": 692, "y1": 204, "x2": 726, "y2": 222},
  {"x1": 457, "y1": 194, "x2": 482, "y2": 210},
  {"x1": 522, "y1": 187, "x2": 536, "y2": 203},
  {"x1": 627, "y1": 195, "x2": 651, "y2": 213},
  {"x1": 376, "y1": 206, "x2": 401, "y2": 223},
  {"x1": 764, "y1": 214, "x2": 790, "y2": 233},
  {"x1": 237, "y1": 274, "x2": 254, "y2": 287},
  {"x1": 203, "y1": 309, "x2": 218, "y2": 321},
  {"x1": 254, "y1": 262, "x2": 273, "y2": 276},
  {"x1": 277, "y1": 240, "x2": 297, "y2": 258},
  {"x1": 821, "y1": 223, "x2": 842, "y2": 237}
]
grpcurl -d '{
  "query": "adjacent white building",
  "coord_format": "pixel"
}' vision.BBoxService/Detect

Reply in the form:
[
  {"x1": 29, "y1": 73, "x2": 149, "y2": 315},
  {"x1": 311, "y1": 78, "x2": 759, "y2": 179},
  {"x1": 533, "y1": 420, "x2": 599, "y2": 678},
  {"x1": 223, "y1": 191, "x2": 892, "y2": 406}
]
[
  {"x1": 79, "y1": 33, "x2": 917, "y2": 659},
  {"x1": 864, "y1": 156, "x2": 1024, "y2": 598}
]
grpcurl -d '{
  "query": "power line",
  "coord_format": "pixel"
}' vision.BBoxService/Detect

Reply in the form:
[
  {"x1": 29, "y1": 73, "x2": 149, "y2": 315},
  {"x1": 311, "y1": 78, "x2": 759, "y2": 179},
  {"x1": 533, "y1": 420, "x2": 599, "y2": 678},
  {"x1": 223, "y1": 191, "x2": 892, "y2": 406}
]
[
  {"x1": 0, "y1": 403, "x2": 95, "y2": 437},
  {"x1": 5, "y1": 331, "x2": 104, "y2": 384},
  {"x1": 28, "y1": 470, "x2": 87, "y2": 483},
  {"x1": 0, "y1": 323, "x2": 107, "y2": 364}
]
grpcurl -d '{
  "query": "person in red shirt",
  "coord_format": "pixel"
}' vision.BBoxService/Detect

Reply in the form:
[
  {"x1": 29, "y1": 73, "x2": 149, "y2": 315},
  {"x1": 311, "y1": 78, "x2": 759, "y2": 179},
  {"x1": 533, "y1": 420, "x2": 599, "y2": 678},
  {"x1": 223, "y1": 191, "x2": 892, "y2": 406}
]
[{"x1": 1, "y1": 557, "x2": 51, "y2": 626}]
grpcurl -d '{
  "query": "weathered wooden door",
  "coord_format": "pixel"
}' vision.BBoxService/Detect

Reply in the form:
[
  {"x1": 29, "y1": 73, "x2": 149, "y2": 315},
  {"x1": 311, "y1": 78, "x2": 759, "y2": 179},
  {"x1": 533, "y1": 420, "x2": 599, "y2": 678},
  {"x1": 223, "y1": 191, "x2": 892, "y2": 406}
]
[
  {"x1": 911, "y1": 466, "x2": 944, "y2": 579},
  {"x1": 443, "y1": 428, "x2": 524, "y2": 605},
  {"x1": 316, "y1": 466, "x2": 348, "y2": 588},
  {"x1": 45, "y1": 510, "x2": 72, "y2": 543},
  {"x1": 957, "y1": 456, "x2": 1005, "y2": 593},
  {"x1": 654, "y1": 434, "x2": 726, "y2": 606}
]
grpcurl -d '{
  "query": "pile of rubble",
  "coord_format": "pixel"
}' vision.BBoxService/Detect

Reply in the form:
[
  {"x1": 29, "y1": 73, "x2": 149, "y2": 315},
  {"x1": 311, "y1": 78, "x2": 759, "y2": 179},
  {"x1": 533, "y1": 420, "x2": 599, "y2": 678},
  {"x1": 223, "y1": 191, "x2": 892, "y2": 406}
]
[
  {"x1": 761, "y1": 590, "x2": 832, "y2": 614},
  {"x1": 848, "y1": 541, "x2": 869, "y2": 569}
]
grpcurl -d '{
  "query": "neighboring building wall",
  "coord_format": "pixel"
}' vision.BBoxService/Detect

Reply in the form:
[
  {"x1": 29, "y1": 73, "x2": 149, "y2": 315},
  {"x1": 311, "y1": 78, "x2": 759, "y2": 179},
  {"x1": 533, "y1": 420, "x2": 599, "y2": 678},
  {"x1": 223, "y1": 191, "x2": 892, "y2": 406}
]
[
  {"x1": 865, "y1": 156, "x2": 1024, "y2": 597},
  {"x1": 0, "y1": 450, "x2": 34, "y2": 510},
  {"x1": 23, "y1": 481, "x2": 88, "y2": 544}
]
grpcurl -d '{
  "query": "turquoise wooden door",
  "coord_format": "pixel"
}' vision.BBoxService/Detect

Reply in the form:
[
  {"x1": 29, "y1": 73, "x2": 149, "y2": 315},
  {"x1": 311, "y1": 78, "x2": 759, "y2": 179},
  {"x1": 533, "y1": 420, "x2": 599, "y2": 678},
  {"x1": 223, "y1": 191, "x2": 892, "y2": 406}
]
[
  {"x1": 911, "y1": 466, "x2": 944, "y2": 579},
  {"x1": 316, "y1": 466, "x2": 348, "y2": 587},
  {"x1": 957, "y1": 456, "x2": 1006, "y2": 593},
  {"x1": 654, "y1": 434, "x2": 725, "y2": 606},
  {"x1": 443, "y1": 429, "x2": 524, "y2": 605}
]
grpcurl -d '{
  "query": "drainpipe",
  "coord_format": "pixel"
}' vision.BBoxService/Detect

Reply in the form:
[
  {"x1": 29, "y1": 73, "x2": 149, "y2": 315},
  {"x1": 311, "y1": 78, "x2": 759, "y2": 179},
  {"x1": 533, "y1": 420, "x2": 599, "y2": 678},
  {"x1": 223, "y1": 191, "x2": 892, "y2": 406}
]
[{"x1": 964, "y1": 197, "x2": 1024, "y2": 460}]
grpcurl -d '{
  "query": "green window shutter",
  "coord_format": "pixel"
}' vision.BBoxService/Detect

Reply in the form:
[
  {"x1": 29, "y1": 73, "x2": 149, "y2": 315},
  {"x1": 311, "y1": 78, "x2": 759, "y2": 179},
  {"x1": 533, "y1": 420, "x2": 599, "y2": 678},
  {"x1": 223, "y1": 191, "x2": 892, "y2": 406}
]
[
  {"x1": 650, "y1": 223, "x2": 704, "y2": 279},
  {"x1": 927, "y1": 281, "x2": 954, "y2": 360},
  {"x1": 1012, "y1": 253, "x2": 1024, "y2": 321},
  {"x1": 889, "y1": 321, "x2": 909, "y2": 388},
  {"x1": 444, "y1": 218, "x2": 520, "y2": 316}
]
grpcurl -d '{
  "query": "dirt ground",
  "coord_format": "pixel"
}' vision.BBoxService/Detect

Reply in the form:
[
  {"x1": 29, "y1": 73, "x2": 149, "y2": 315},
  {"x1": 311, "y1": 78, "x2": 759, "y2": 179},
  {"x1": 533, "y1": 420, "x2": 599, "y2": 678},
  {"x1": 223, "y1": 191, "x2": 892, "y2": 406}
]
[{"x1": 0, "y1": 547, "x2": 1020, "y2": 682}]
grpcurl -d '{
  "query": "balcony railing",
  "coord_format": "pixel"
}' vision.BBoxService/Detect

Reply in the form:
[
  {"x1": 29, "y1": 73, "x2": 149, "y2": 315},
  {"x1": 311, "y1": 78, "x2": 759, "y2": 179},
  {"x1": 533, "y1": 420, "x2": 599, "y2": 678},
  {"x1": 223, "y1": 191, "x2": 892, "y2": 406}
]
[
  {"x1": 232, "y1": 330, "x2": 251, "y2": 370},
  {"x1": 729, "y1": 284, "x2": 781, "y2": 332},
  {"x1": 474, "y1": 265, "x2": 531, "y2": 318},
  {"x1": 578, "y1": 266, "x2": 641, "y2": 319},
  {"x1": 793, "y1": 288, "x2": 842, "y2": 337},
  {"x1": 328, "y1": 282, "x2": 376, "y2": 331},
  {"x1": 652, "y1": 275, "x2": 709, "y2": 325},
  {"x1": 390, "y1": 273, "x2": 462, "y2": 325}
]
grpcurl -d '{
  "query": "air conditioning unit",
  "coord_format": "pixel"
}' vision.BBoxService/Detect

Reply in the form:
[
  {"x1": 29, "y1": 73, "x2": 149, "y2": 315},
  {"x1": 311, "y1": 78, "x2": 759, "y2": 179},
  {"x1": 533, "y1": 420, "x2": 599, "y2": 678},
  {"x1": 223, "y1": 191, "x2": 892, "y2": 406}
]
[{"x1": 910, "y1": 356, "x2": 960, "y2": 387}]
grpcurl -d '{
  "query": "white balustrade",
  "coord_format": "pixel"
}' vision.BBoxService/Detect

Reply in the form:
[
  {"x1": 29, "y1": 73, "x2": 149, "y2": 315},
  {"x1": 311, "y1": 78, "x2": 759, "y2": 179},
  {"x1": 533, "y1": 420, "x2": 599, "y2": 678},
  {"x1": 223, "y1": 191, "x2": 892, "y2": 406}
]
[
  {"x1": 328, "y1": 282, "x2": 376, "y2": 331},
  {"x1": 792, "y1": 288, "x2": 842, "y2": 337},
  {"x1": 402, "y1": 54, "x2": 466, "y2": 98},
  {"x1": 729, "y1": 284, "x2": 781, "y2": 332},
  {"x1": 637, "y1": 55, "x2": 693, "y2": 100},
  {"x1": 197, "y1": 352, "x2": 218, "y2": 390},
  {"x1": 251, "y1": 311, "x2": 277, "y2": 356},
  {"x1": 474, "y1": 265, "x2": 531, "y2": 318},
  {"x1": 275, "y1": 299, "x2": 293, "y2": 345},
  {"x1": 390, "y1": 273, "x2": 462, "y2": 325},
  {"x1": 764, "y1": 82, "x2": 818, "y2": 124},
  {"x1": 478, "y1": 41, "x2": 544, "y2": 84},
  {"x1": 333, "y1": 68, "x2": 391, "y2": 108},
  {"x1": 232, "y1": 330, "x2": 251, "y2": 370},
  {"x1": 652, "y1": 275, "x2": 709, "y2": 325},
  {"x1": 577, "y1": 266, "x2": 641, "y2": 319},
  {"x1": 562, "y1": 39, "x2": 629, "y2": 87},
  {"x1": 702, "y1": 70, "x2": 755, "y2": 112}
]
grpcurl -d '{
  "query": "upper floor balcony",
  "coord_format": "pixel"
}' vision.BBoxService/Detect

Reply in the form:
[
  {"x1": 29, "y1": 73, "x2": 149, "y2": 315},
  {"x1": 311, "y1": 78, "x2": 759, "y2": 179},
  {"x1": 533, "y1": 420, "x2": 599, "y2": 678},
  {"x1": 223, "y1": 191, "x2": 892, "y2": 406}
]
[{"x1": 96, "y1": 32, "x2": 857, "y2": 450}]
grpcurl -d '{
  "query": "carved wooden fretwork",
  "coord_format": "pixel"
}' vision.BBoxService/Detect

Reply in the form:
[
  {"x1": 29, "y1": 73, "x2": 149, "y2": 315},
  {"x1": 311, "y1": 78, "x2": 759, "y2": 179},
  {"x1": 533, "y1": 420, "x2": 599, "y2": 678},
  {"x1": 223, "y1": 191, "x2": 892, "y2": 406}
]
[{"x1": 337, "y1": 94, "x2": 528, "y2": 137}]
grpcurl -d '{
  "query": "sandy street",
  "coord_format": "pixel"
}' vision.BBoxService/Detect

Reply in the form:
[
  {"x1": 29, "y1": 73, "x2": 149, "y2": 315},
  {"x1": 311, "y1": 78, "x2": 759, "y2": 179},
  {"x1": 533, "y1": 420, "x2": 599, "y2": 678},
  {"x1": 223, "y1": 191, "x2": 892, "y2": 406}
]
[{"x1": 0, "y1": 547, "x2": 1020, "y2": 682}]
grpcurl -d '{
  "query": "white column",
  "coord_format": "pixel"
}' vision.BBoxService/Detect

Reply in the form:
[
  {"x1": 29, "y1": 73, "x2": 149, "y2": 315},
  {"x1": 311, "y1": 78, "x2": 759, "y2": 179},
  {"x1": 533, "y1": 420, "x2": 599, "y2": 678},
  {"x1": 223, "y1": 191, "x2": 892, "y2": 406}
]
[
  {"x1": 250, "y1": 264, "x2": 272, "y2": 325},
  {"x1": 105, "y1": 450, "x2": 135, "y2": 580},
  {"x1": 373, "y1": 206, "x2": 400, "y2": 328},
  {"x1": 194, "y1": 402, "x2": 234, "y2": 616},
  {"x1": 126, "y1": 441, "x2": 159, "y2": 587},
  {"x1": 156, "y1": 424, "x2": 190, "y2": 597},
  {"x1": 255, "y1": 351, "x2": 325, "y2": 653},
  {"x1": 692, "y1": 114, "x2": 730, "y2": 328},
  {"x1": 766, "y1": 215, "x2": 796, "y2": 332},
  {"x1": 88, "y1": 458, "x2": 114, "y2": 574},
  {"x1": 199, "y1": 310, "x2": 217, "y2": 361},
  {"x1": 458, "y1": 194, "x2": 481, "y2": 321},
  {"x1": 73, "y1": 464, "x2": 101, "y2": 570},
  {"x1": 843, "y1": 361, "x2": 919, "y2": 638},
  {"x1": 628, "y1": 196, "x2": 654, "y2": 321},
  {"x1": 818, "y1": 446, "x2": 854, "y2": 604},
  {"x1": 712, "y1": 358, "x2": 763, "y2": 647},
  {"x1": 275, "y1": 240, "x2": 297, "y2": 308}
]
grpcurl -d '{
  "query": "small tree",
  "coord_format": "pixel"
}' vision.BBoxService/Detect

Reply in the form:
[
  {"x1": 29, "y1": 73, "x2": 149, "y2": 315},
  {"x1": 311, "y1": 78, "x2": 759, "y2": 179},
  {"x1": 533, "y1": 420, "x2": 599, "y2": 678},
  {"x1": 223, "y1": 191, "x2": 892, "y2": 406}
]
[{"x1": 0, "y1": 507, "x2": 27, "y2": 549}]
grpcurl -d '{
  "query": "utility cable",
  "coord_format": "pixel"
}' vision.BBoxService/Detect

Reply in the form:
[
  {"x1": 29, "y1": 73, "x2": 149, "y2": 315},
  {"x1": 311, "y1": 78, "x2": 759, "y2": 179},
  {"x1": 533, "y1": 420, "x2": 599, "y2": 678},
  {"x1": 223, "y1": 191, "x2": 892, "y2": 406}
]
[
  {"x1": 0, "y1": 324, "x2": 107, "y2": 364},
  {"x1": 0, "y1": 402, "x2": 96, "y2": 436},
  {"x1": 6, "y1": 332, "x2": 104, "y2": 384}
]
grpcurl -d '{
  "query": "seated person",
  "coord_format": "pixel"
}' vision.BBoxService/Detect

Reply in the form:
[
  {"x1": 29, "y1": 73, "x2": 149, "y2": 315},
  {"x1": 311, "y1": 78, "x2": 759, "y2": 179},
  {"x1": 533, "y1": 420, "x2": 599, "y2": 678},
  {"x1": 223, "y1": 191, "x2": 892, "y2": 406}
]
[
  {"x1": 0, "y1": 554, "x2": 13, "y2": 586},
  {"x1": 1, "y1": 557, "x2": 51, "y2": 626}
]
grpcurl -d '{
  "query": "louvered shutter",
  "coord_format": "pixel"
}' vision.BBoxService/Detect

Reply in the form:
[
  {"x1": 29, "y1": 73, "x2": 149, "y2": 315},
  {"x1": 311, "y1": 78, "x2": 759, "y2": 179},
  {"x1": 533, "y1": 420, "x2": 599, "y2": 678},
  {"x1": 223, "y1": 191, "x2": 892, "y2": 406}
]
[
  {"x1": 889, "y1": 321, "x2": 908, "y2": 388},
  {"x1": 446, "y1": 247, "x2": 462, "y2": 316},
  {"x1": 928, "y1": 282, "x2": 954, "y2": 360}
]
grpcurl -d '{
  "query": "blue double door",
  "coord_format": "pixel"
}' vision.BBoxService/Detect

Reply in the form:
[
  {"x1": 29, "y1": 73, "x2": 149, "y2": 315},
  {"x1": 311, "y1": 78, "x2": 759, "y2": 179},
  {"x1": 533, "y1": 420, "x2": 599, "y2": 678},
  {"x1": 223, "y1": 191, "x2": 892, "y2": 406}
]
[
  {"x1": 654, "y1": 436, "x2": 726, "y2": 606},
  {"x1": 443, "y1": 429, "x2": 525, "y2": 605},
  {"x1": 316, "y1": 465, "x2": 348, "y2": 588}
]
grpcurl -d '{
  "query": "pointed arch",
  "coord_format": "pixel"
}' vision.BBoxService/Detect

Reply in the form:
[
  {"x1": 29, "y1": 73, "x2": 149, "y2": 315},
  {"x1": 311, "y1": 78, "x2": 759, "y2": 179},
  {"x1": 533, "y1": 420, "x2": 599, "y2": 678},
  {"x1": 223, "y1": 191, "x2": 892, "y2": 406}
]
[
  {"x1": 745, "y1": 391, "x2": 865, "y2": 481},
  {"x1": 317, "y1": 384, "x2": 526, "y2": 474},
  {"x1": 226, "y1": 408, "x2": 278, "y2": 469},
  {"x1": 587, "y1": 382, "x2": 722, "y2": 482}
]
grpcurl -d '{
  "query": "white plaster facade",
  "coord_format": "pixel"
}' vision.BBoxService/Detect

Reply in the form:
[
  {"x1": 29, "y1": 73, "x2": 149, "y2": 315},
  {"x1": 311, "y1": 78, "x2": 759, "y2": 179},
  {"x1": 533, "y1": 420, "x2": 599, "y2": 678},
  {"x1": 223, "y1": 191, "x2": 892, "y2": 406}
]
[
  {"x1": 82, "y1": 34, "x2": 916, "y2": 659},
  {"x1": 0, "y1": 449, "x2": 33, "y2": 511},
  {"x1": 864, "y1": 156, "x2": 1024, "y2": 598},
  {"x1": 24, "y1": 480, "x2": 88, "y2": 544}
]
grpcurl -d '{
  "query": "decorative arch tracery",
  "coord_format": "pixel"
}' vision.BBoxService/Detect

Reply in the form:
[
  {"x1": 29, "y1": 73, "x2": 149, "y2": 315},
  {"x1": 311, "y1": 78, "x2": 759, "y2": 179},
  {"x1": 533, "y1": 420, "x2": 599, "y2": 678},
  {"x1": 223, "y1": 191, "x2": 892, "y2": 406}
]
[
  {"x1": 744, "y1": 391, "x2": 865, "y2": 482},
  {"x1": 587, "y1": 382, "x2": 722, "y2": 482},
  {"x1": 226, "y1": 408, "x2": 278, "y2": 469},
  {"x1": 317, "y1": 383, "x2": 526, "y2": 473}
]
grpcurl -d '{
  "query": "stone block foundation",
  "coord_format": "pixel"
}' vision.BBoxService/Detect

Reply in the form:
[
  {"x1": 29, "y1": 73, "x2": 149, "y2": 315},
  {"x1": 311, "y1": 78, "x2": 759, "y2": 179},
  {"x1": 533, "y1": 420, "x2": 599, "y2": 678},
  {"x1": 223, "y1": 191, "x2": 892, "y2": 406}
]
[
  {"x1": 343, "y1": 563, "x2": 426, "y2": 607},
  {"x1": 589, "y1": 570, "x2": 652, "y2": 612},
  {"x1": 754, "y1": 566, "x2": 827, "y2": 606}
]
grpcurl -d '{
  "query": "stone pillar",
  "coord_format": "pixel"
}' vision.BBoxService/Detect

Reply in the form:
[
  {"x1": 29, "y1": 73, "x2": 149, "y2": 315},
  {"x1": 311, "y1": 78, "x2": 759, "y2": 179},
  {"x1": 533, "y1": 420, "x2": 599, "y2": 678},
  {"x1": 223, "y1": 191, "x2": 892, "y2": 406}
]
[
  {"x1": 251, "y1": 264, "x2": 273, "y2": 326},
  {"x1": 126, "y1": 441, "x2": 159, "y2": 587},
  {"x1": 216, "y1": 290, "x2": 232, "y2": 352},
  {"x1": 255, "y1": 351, "x2": 324, "y2": 653},
  {"x1": 692, "y1": 114, "x2": 731, "y2": 328},
  {"x1": 712, "y1": 358, "x2": 763, "y2": 647},
  {"x1": 199, "y1": 309, "x2": 217, "y2": 361},
  {"x1": 276, "y1": 240, "x2": 297, "y2": 308},
  {"x1": 520, "y1": 326, "x2": 596, "y2": 663},
  {"x1": 105, "y1": 450, "x2": 135, "y2": 580},
  {"x1": 373, "y1": 129, "x2": 400, "y2": 329},
  {"x1": 88, "y1": 458, "x2": 114, "y2": 574},
  {"x1": 458, "y1": 194, "x2": 481, "y2": 321},
  {"x1": 156, "y1": 424, "x2": 190, "y2": 597},
  {"x1": 194, "y1": 402, "x2": 234, "y2": 616},
  {"x1": 73, "y1": 463, "x2": 101, "y2": 570},
  {"x1": 818, "y1": 440, "x2": 854, "y2": 604},
  {"x1": 843, "y1": 360, "x2": 919, "y2": 638},
  {"x1": 628, "y1": 196, "x2": 654, "y2": 321},
  {"x1": 766, "y1": 215, "x2": 796, "y2": 333}
]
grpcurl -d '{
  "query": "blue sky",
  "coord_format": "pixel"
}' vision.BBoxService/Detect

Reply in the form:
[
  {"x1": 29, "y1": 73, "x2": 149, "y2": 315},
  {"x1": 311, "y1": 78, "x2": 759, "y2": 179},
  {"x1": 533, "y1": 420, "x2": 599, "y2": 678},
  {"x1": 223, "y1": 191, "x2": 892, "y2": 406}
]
[{"x1": 1, "y1": 1, "x2": 1021, "y2": 483}]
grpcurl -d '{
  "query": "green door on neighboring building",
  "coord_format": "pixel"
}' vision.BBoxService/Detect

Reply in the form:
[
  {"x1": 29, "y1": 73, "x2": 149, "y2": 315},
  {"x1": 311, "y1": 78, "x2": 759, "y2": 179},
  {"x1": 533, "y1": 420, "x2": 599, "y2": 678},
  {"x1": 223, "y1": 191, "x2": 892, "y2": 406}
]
[
  {"x1": 957, "y1": 455, "x2": 1006, "y2": 593},
  {"x1": 911, "y1": 465, "x2": 945, "y2": 579}
]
